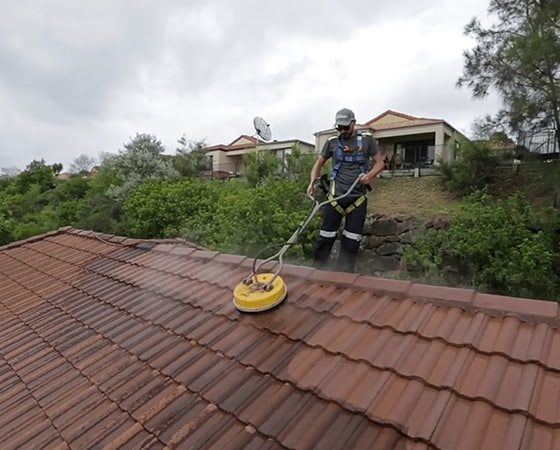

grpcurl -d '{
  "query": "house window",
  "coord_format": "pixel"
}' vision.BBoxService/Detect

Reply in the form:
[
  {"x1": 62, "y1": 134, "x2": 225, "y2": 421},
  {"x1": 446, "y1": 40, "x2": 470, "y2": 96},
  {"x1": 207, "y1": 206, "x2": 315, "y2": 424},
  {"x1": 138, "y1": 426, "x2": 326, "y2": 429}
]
[
  {"x1": 273, "y1": 148, "x2": 291, "y2": 174},
  {"x1": 394, "y1": 140, "x2": 435, "y2": 168}
]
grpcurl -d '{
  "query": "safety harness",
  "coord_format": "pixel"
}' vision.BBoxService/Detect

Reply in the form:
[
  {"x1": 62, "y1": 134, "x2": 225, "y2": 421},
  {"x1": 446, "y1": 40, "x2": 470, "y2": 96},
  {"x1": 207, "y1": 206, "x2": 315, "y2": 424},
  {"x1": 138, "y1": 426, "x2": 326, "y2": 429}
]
[
  {"x1": 327, "y1": 132, "x2": 368, "y2": 216},
  {"x1": 331, "y1": 133, "x2": 366, "y2": 180}
]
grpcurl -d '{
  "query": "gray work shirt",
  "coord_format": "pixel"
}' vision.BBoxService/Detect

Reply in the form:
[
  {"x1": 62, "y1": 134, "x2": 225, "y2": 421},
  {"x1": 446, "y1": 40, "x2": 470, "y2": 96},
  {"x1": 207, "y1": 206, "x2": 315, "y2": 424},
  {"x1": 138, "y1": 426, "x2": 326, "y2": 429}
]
[{"x1": 321, "y1": 131, "x2": 379, "y2": 197}]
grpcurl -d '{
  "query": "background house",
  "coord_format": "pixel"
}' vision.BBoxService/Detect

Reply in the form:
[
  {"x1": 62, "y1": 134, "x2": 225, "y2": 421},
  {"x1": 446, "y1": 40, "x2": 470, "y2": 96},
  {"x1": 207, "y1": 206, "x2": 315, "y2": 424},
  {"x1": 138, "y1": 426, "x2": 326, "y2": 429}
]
[
  {"x1": 206, "y1": 135, "x2": 314, "y2": 178},
  {"x1": 314, "y1": 110, "x2": 466, "y2": 169}
]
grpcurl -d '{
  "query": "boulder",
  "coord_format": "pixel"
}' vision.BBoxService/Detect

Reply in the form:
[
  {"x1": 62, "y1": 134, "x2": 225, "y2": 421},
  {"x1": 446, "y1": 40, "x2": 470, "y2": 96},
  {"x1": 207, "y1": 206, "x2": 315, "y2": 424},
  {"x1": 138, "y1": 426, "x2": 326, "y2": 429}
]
[
  {"x1": 370, "y1": 217, "x2": 398, "y2": 236},
  {"x1": 377, "y1": 242, "x2": 402, "y2": 256}
]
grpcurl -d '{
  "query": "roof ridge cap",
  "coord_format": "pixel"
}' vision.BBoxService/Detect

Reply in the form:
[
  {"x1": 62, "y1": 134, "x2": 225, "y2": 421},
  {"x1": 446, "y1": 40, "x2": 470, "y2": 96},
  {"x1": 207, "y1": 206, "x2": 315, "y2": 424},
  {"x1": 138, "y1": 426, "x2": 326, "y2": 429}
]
[
  {"x1": 314, "y1": 271, "x2": 560, "y2": 326},
  {"x1": 0, "y1": 227, "x2": 200, "y2": 250},
  {"x1": 404, "y1": 281, "x2": 558, "y2": 323},
  {"x1": 0, "y1": 226, "x2": 72, "y2": 252}
]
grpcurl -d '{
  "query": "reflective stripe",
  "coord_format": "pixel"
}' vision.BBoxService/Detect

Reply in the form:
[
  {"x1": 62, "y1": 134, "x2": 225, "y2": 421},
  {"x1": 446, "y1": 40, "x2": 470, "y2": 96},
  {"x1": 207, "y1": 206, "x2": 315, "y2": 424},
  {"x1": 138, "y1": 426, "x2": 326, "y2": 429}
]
[
  {"x1": 319, "y1": 230, "x2": 337, "y2": 238},
  {"x1": 342, "y1": 230, "x2": 362, "y2": 241}
]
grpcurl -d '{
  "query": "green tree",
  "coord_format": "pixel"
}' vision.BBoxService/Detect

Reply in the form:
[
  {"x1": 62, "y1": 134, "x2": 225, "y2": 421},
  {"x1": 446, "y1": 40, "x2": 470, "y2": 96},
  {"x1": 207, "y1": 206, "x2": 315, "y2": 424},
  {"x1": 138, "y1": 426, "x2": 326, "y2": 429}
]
[
  {"x1": 0, "y1": 173, "x2": 16, "y2": 191},
  {"x1": 123, "y1": 176, "x2": 316, "y2": 260},
  {"x1": 285, "y1": 144, "x2": 316, "y2": 180},
  {"x1": 75, "y1": 164, "x2": 123, "y2": 233},
  {"x1": 0, "y1": 196, "x2": 15, "y2": 244},
  {"x1": 11, "y1": 207, "x2": 59, "y2": 242},
  {"x1": 123, "y1": 178, "x2": 219, "y2": 238},
  {"x1": 106, "y1": 133, "x2": 178, "y2": 201},
  {"x1": 488, "y1": 131, "x2": 514, "y2": 145},
  {"x1": 173, "y1": 136, "x2": 211, "y2": 177},
  {"x1": 45, "y1": 175, "x2": 92, "y2": 225},
  {"x1": 458, "y1": 0, "x2": 560, "y2": 147},
  {"x1": 51, "y1": 175, "x2": 90, "y2": 203},
  {"x1": 244, "y1": 149, "x2": 279, "y2": 187},
  {"x1": 14, "y1": 159, "x2": 60, "y2": 194},
  {"x1": 438, "y1": 136, "x2": 500, "y2": 197},
  {"x1": 69, "y1": 154, "x2": 97, "y2": 174}
]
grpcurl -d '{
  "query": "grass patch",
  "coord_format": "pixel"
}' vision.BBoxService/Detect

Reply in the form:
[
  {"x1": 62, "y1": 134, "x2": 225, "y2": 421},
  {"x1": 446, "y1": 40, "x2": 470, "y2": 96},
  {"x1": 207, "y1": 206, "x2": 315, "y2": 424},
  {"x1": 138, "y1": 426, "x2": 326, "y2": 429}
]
[
  {"x1": 366, "y1": 165, "x2": 558, "y2": 220},
  {"x1": 368, "y1": 176, "x2": 461, "y2": 219},
  {"x1": 489, "y1": 165, "x2": 558, "y2": 208}
]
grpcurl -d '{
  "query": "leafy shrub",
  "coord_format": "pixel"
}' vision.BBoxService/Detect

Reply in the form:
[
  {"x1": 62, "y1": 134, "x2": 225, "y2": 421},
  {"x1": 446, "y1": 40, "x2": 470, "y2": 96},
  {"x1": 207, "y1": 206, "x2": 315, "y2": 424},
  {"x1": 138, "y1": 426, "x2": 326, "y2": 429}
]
[
  {"x1": 74, "y1": 166, "x2": 125, "y2": 234},
  {"x1": 123, "y1": 177, "x2": 317, "y2": 260},
  {"x1": 123, "y1": 178, "x2": 219, "y2": 238},
  {"x1": 202, "y1": 178, "x2": 317, "y2": 259},
  {"x1": 404, "y1": 192, "x2": 559, "y2": 300},
  {"x1": 244, "y1": 150, "x2": 280, "y2": 187},
  {"x1": 438, "y1": 137, "x2": 500, "y2": 197},
  {"x1": 0, "y1": 209, "x2": 15, "y2": 245},
  {"x1": 172, "y1": 138, "x2": 211, "y2": 177},
  {"x1": 13, "y1": 159, "x2": 60, "y2": 194},
  {"x1": 11, "y1": 208, "x2": 59, "y2": 242},
  {"x1": 284, "y1": 145, "x2": 316, "y2": 180}
]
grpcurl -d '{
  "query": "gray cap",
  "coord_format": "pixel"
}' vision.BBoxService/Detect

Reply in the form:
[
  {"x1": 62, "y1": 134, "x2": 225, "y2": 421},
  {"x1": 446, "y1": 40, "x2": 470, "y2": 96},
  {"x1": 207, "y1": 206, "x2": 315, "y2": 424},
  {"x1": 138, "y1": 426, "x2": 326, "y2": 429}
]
[{"x1": 334, "y1": 108, "x2": 356, "y2": 126}]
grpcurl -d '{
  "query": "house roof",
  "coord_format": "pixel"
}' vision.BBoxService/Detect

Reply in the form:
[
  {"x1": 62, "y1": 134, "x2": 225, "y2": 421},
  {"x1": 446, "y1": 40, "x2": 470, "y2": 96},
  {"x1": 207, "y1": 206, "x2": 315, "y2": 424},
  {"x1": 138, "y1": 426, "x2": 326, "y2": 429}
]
[
  {"x1": 206, "y1": 135, "x2": 314, "y2": 153},
  {"x1": 315, "y1": 110, "x2": 459, "y2": 136},
  {"x1": 204, "y1": 135, "x2": 260, "y2": 153},
  {"x1": 1, "y1": 227, "x2": 560, "y2": 449},
  {"x1": 365, "y1": 110, "x2": 448, "y2": 131}
]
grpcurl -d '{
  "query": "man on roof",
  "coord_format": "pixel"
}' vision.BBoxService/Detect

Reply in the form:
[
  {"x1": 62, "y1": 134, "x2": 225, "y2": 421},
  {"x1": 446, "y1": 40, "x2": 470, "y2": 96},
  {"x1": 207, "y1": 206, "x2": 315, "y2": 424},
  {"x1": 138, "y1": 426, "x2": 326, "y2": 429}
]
[{"x1": 307, "y1": 108, "x2": 385, "y2": 272}]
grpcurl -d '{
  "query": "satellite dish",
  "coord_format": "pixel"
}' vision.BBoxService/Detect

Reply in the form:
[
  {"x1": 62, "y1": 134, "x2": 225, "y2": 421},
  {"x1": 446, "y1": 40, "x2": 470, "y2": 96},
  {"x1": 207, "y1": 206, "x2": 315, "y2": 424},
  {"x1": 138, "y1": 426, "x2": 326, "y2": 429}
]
[{"x1": 253, "y1": 116, "x2": 272, "y2": 142}]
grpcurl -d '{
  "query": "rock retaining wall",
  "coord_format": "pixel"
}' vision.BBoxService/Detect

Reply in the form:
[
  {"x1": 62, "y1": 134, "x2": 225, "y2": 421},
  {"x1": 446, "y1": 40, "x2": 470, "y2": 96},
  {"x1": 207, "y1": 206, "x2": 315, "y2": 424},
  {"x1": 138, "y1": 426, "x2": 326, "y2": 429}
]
[{"x1": 355, "y1": 214, "x2": 426, "y2": 275}]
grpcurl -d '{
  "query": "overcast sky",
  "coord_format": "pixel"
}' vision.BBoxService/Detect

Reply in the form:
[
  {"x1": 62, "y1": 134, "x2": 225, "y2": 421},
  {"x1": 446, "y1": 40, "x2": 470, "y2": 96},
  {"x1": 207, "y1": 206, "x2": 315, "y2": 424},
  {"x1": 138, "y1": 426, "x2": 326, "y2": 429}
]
[{"x1": 0, "y1": 0, "x2": 501, "y2": 171}]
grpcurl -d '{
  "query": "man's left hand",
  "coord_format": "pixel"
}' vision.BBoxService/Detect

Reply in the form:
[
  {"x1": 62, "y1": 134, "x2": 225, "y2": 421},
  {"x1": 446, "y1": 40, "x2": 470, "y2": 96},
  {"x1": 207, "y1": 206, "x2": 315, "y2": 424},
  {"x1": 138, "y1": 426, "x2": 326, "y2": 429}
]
[{"x1": 359, "y1": 174, "x2": 372, "y2": 185}]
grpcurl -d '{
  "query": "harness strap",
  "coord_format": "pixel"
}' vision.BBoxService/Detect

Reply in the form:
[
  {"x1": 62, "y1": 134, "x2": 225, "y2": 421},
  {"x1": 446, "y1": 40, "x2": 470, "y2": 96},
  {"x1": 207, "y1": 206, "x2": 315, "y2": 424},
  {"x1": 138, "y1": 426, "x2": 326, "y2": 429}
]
[
  {"x1": 331, "y1": 133, "x2": 366, "y2": 181},
  {"x1": 327, "y1": 180, "x2": 367, "y2": 216}
]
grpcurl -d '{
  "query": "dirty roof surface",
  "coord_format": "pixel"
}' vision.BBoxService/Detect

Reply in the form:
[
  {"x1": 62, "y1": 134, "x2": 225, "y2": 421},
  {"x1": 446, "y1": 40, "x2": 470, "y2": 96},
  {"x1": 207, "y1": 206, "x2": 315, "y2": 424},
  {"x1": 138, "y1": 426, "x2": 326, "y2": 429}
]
[{"x1": 1, "y1": 228, "x2": 559, "y2": 449}]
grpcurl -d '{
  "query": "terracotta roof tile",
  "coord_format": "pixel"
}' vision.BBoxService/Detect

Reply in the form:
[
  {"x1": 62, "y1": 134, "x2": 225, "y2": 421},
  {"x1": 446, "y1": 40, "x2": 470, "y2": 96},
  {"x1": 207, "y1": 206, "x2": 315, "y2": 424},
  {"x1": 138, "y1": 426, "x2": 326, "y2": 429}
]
[
  {"x1": 1, "y1": 228, "x2": 560, "y2": 449},
  {"x1": 331, "y1": 289, "x2": 387, "y2": 321},
  {"x1": 354, "y1": 275, "x2": 412, "y2": 295},
  {"x1": 521, "y1": 422, "x2": 560, "y2": 450},
  {"x1": 474, "y1": 292, "x2": 558, "y2": 319}
]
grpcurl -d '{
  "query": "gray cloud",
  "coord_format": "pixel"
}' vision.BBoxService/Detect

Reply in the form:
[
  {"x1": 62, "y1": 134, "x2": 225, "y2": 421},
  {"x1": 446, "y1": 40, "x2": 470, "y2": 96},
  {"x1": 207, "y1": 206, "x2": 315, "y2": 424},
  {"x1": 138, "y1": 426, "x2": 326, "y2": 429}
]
[
  {"x1": 387, "y1": 60, "x2": 503, "y2": 135},
  {"x1": 0, "y1": 2, "x2": 173, "y2": 120},
  {"x1": 0, "y1": 0, "x2": 495, "y2": 171}
]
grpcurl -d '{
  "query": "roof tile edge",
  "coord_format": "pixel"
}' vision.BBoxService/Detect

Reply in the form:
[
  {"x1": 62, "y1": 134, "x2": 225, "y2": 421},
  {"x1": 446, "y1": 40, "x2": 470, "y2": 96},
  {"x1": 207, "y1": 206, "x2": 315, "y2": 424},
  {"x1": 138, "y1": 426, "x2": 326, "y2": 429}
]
[
  {"x1": 9, "y1": 228, "x2": 557, "y2": 325},
  {"x1": 0, "y1": 225, "x2": 72, "y2": 251},
  {"x1": 473, "y1": 292, "x2": 558, "y2": 320}
]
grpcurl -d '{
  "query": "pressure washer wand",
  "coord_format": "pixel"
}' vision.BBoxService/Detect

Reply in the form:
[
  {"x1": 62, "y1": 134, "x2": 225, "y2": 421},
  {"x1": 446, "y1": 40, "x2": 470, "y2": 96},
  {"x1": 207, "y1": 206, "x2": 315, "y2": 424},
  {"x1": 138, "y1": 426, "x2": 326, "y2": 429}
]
[{"x1": 244, "y1": 174, "x2": 366, "y2": 289}]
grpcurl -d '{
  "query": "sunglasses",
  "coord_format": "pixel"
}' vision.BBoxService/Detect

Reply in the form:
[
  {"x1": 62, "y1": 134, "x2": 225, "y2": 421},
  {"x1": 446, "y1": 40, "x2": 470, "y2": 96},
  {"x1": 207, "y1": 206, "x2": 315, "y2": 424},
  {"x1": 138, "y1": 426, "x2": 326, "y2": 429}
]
[{"x1": 336, "y1": 125, "x2": 351, "y2": 132}]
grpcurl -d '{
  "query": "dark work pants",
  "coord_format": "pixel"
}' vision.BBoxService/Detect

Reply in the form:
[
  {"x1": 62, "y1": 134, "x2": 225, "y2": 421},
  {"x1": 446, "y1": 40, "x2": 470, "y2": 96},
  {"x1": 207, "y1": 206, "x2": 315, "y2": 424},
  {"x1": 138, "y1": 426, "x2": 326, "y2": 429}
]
[{"x1": 313, "y1": 197, "x2": 367, "y2": 273}]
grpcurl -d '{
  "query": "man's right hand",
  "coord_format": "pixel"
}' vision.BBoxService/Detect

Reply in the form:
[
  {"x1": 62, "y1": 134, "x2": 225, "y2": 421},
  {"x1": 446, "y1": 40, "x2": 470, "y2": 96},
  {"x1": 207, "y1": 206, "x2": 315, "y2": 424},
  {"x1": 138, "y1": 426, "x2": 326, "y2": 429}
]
[
  {"x1": 308, "y1": 156, "x2": 326, "y2": 197},
  {"x1": 307, "y1": 180, "x2": 316, "y2": 196}
]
